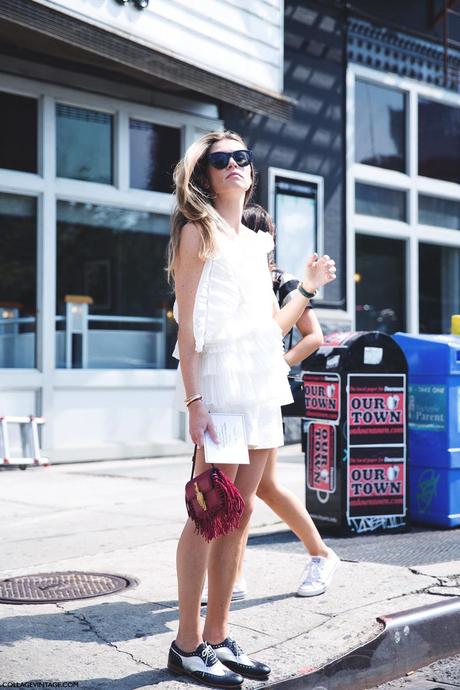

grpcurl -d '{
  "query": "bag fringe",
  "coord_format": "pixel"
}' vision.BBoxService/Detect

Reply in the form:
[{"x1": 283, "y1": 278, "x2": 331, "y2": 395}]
[{"x1": 186, "y1": 468, "x2": 245, "y2": 542}]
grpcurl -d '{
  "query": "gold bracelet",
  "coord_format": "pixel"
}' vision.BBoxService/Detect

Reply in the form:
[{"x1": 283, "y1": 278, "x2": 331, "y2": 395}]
[
  {"x1": 186, "y1": 396, "x2": 203, "y2": 408},
  {"x1": 185, "y1": 393, "x2": 203, "y2": 407},
  {"x1": 184, "y1": 392, "x2": 201, "y2": 404}
]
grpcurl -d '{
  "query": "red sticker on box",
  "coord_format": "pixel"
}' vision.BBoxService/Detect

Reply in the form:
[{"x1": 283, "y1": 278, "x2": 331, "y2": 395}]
[
  {"x1": 348, "y1": 374, "x2": 406, "y2": 446},
  {"x1": 303, "y1": 373, "x2": 341, "y2": 423},
  {"x1": 307, "y1": 422, "x2": 336, "y2": 494},
  {"x1": 347, "y1": 446, "x2": 406, "y2": 518}
]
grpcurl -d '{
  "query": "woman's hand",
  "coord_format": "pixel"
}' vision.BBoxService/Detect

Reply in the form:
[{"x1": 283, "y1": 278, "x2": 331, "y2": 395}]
[
  {"x1": 302, "y1": 253, "x2": 336, "y2": 292},
  {"x1": 188, "y1": 400, "x2": 219, "y2": 448}
]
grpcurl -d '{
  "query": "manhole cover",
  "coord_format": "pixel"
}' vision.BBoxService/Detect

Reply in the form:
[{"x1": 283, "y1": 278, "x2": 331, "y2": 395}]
[{"x1": 0, "y1": 571, "x2": 132, "y2": 604}]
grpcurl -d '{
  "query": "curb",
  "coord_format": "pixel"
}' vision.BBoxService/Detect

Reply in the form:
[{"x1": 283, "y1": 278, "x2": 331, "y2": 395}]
[{"x1": 258, "y1": 597, "x2": 460, "y2": 690}]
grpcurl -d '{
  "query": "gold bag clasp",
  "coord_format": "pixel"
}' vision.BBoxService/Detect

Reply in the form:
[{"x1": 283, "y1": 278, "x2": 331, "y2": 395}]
[{"x1": 194, "y1": 482, "x2": 207, "y2": 511}]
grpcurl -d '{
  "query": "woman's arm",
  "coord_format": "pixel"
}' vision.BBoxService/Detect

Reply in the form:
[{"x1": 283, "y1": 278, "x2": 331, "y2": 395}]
[
  {"x1": 175, "y1": 222, "x2": 217, "y2": 447},
  {"x1": 284, "y1": 308, "x2": 323, "y2": 367},
  {"x1": 274, "y1": 289, "x2": 312, "y2": 336},
  {"x1": 274, "y1": 253, "x2": 336, "y2": 335}
]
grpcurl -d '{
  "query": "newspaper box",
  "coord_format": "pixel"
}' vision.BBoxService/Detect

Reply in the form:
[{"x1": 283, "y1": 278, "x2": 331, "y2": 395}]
[
  {"x1": 301, "y1": 331, "x2": 408, "y2": 535},
  {"x1": 393, "y1": 332, "x2": 460, "y2": 527}
]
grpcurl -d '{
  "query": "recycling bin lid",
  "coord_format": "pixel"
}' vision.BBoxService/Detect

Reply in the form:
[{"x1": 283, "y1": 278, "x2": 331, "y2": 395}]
[
  {"x1": 393, "y1": 332, "x2": 460, "y2": 376},
  {"x1": 304, "y1": 330, "x2": 407, "y2": 373}
]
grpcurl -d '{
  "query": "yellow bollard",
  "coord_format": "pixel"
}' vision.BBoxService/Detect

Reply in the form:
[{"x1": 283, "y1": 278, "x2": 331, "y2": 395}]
[{"x1": 451, "y1": 315, "x2": 460, "y2": 335}]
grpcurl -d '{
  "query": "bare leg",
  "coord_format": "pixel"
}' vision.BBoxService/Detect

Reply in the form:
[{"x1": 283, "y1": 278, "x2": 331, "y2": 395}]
[
  {"x1": 235, "y1": 448, "x2": 329, "y2": 583},
  {"x1": 203, "y1": 449, "x2": 270, "y2": 644},
  {"x1": 175, "y1": 447, "x2": 223, "y2": 652},
  {"x1": 235, "y1": 523, "x2": 250, "y2": 583},
  {"x1": 257, "y1": 448, "x2": 329, "y2": 556}
]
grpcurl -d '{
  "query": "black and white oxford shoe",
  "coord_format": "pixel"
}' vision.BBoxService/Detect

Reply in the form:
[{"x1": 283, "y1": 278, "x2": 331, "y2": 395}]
[
  {"x1": 168, "y1": 641, "x2": 244, "y2": 688},
  {"x1": 209, "y1": 637, "x2": 271, "y2": 680}
]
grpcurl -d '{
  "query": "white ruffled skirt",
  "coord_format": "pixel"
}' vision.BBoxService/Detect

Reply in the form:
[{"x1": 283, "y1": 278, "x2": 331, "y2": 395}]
[{"x1": 174, "y1": 320, "x2": 293, "y2": 448}]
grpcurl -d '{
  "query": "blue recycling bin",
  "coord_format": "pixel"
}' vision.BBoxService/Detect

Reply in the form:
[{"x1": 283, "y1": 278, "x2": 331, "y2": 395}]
[{"x1": 393, "y1": 333, "x2": 460, "y2": 528}]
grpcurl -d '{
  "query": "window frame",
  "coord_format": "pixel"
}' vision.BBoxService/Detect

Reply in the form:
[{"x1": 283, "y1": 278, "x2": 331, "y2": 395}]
[
  {"x1": 55, "y1": 101, "x2": 115, "y2": 186},
  {"x1": 0, "y1": 72, "x2": 222, "y2": 386},
  {"x1": 128, "y1": 117, "x2": 182, "y2": 193},
  {"x1": 347, "y1": 64, "x2": 460, "y2": 334},
  {"x1": 354, "y1": 77, "x2": 407, "y2": 174},
  {"x1": 355, "y1": 231, "x2": 408, "y2": 334},
  {"x1": 267, "y1": 166, "x2": 325, "y2": 299},
  {"x1": 418, "y1": 240, "x2": 460, "y2": 334},
  {"x1": 417, "y1": 95, "x2": 460, "y2": 186}
]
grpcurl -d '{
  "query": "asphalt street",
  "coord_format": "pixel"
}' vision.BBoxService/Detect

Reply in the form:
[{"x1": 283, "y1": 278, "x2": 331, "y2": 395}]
[{"x1": 373, "y1": 653, "x2": 460, "y2": 688}]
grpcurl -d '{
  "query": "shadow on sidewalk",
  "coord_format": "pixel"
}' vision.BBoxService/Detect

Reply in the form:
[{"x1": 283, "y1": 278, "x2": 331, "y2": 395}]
[{"x1": 0, "y1": 592, "x2": 294, "y2": 646}]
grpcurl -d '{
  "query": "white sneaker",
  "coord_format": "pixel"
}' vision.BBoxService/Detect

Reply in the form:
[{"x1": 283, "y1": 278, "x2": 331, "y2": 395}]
[
  {"x1": 296, "y1": 550, "x2": 340, "y2": 597},
  {"x1": 201, "y1": 579, "x2": 247, "y2": 605}
]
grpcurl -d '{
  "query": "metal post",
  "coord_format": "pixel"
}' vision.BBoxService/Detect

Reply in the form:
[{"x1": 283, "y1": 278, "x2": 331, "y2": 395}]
[
  {"x1": 81, "y1": 303, "x2": 89, "y2": 369},
  {"x1": 158, "y1": 308, "x2": 167, "y2": 369},
  {"x1": 64, "y1": 296, "x2": 93, "y2": 368},
  {"x1": 444, "y1": 0, "x2": 449, "y2": 87},
  {"x1": 0, "y1": 417, "x2": 10, "y2": 463},
  {"x1": 65, "y1": 300, "x2": 72, "y2": 369},
  {"x1": 29, "y1": 417, "x2": 42, "y2": 464}
]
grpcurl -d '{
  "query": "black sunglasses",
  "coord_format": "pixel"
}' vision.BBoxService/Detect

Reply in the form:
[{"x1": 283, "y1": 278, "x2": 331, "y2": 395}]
[{"x1": 207, "y1": 149, "x2": 253, "y2": 170}]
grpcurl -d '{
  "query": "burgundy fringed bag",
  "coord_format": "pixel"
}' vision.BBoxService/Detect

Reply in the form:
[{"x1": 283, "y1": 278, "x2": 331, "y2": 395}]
[{"x1": 185, "y1": 446, "x2": 245, "y2": 542}]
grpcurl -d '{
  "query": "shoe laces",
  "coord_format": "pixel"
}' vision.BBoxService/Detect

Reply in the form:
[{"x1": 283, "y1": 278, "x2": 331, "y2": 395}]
[
  {"x1": 302, "y1": 558, "x2": 325, "y2": 585},
  {"x1": 227, "y1": 637, "x2": 244, "y2": 662},
  {"x1": 201, "y1": 643, "x2": 218, "y2": 667}
]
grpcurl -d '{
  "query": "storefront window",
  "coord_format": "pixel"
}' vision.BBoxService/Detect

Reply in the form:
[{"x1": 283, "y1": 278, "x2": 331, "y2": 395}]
[
  {"x1": 56, "y1": 104, "x2": 113, "y2": 184},
  {"x1": 418, "y1": 98, "x2": 460, "y2": 185},
  {"x1": 419, "y1": 244, "x2": 460, "y2": 333},
  {"x1": 56, "y1": 201, "x2": 175, "y2": 369},
  {"x1": 419, "y1": 195, "x2": 460, "y2": 231},
  {"x1": 0, "y1": 92, "x2": 37, "y2": 173},
  {"x1": 355, "y1": 234, "x2": 406, "y2": 334},
  {"x1": 0, "y1": 193, "x2": 36, "y2": 368},
  {"x1": 130, "y1": 119, "x2": 180, "y2": 192},
  {"x1": 356, "y1": 183, "x2": 406, "y2": 221},
  {"x1": 355, "y1": 79, "x2": 406, "y2": 172}
]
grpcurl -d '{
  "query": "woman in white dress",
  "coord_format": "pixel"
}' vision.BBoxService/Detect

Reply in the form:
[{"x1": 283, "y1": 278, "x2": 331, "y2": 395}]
[{"x1": 167, "y1": 130, "x2": 336, "y2": 688}]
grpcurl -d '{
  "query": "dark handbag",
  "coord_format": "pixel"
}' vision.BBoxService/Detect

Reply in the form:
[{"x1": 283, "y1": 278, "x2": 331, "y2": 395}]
[
  {"x1": 281, "y1": 375, "x2": 305, "y2": 417},
  {"x1": 185, "y1": 446, "x2": 245, "y2": 542}
]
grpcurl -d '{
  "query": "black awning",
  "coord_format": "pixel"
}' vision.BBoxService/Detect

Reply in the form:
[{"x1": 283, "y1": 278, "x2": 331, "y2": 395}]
[{"x1": 0, "y1": 0, "x2": 294, "y2": 121}]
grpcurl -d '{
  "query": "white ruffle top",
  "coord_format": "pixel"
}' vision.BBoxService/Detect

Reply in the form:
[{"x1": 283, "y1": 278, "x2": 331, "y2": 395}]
[{"x1": 173, "y1": 227, "x2": 293, "y2": 412}]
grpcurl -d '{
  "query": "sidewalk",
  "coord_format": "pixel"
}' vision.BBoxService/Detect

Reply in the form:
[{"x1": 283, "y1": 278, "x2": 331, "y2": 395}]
[{"x1": 0, "y1": 446, "x2": 459, "y2": 689}]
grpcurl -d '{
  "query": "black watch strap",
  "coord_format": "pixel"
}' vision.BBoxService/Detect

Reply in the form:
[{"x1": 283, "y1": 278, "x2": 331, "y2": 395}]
[{"x1": 298, "y1": 284, "x2": 317, "y2": 299}]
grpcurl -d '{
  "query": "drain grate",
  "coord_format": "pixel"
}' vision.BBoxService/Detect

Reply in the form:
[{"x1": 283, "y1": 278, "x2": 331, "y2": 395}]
[{"x1": 0, "y1": 571, "x2": 132, "y2": 604}]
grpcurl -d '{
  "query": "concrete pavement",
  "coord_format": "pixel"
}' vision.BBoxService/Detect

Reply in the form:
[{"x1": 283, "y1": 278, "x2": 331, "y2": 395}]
[{"x1": 0, "y1": 445, "x2": 459, "y2": 689}]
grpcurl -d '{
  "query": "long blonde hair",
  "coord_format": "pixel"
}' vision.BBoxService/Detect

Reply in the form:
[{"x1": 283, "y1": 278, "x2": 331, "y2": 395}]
[{"x1": 167, "y1": 130, "x2": 254, "y2": 283}]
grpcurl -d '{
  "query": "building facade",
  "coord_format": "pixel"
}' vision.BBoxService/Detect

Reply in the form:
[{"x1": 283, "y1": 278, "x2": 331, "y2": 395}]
[
  {"x1": 228, "y1": 0, "x2": 460, "y2": 338},
  {"x1": 0, "y1": 0, "x2": 459, "y2": 461}
]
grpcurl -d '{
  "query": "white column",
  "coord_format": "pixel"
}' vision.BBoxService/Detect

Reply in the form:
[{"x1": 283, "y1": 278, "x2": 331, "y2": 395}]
[
  {"x1": 346, "y1": 68, "x2": 356, "y2": 327},
  {"x1": 407, "y1": 88, "x2": 419, "y2": 334},
  {"x1": 37, "y1": 95, "x2": 57, "y2": 451},
  {"x1": 115, "y1": 110, "x2": 129, "y2": 192}
]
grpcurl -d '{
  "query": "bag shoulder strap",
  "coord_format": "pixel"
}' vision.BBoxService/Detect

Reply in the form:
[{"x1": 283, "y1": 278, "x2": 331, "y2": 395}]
[
  {"x1": 190, "y1": 445, "x2": 197, "y2": 480},
  {"x1": 190, "y1": 445, "x2": 215, "y2": 479}
]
